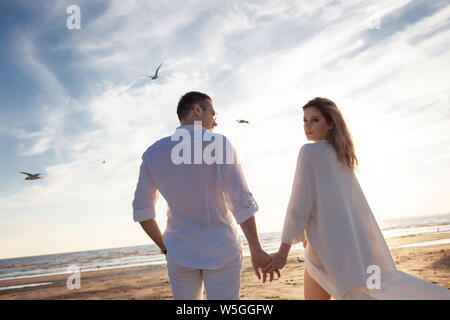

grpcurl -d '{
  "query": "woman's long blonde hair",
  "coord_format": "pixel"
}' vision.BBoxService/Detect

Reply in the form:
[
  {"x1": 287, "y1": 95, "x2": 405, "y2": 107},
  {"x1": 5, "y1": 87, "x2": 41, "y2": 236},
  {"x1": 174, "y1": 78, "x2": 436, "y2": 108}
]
[{"x1": 302, "y1": 97, "x2": 359, "y2": 172}]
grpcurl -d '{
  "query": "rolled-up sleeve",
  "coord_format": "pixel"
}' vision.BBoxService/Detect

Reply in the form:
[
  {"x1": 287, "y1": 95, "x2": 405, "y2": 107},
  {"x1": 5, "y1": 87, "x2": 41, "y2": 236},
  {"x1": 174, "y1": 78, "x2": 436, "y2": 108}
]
[
  {"x1": 281, "y1": 145, "x2": 314, "y2": 245},
  {"x1": 222, "y1": 141, "x2": 258, "y2": 224},
  {"x1": 132, "y1": 154, "x2": 159, "y2": 222}
]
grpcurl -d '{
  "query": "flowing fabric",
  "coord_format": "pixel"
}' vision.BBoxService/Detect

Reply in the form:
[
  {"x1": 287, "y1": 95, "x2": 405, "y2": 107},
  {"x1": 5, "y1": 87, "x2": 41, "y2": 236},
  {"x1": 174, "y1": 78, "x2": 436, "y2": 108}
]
[{"x1": 281, "y1": 141, "x2": 450, "y2": 300}]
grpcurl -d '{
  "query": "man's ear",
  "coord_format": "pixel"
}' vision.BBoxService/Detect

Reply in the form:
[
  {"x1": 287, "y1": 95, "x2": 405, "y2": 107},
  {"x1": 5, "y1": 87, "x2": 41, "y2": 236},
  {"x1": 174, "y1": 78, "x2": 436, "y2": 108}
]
[{"x1": 192, "y1": 103, "x2": 201, "y2": 116}]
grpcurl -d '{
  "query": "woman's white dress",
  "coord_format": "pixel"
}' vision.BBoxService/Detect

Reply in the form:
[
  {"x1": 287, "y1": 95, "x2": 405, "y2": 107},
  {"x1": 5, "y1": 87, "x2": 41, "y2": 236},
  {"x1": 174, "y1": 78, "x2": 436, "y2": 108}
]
[{"x1": 281, "y1": 141, "x2": 450, "y2": 300}]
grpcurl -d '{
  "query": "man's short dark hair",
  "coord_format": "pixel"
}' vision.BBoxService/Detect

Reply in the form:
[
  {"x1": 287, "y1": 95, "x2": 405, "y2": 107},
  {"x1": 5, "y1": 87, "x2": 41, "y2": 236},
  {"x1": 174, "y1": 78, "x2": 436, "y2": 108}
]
[{"x1": 177, "y1": 91, "x2": 212, "y2": 121}]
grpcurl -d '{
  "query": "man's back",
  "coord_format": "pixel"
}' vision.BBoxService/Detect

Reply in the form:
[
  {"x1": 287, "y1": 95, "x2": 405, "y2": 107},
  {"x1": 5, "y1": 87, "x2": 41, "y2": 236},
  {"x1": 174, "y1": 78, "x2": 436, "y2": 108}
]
[{"x1": 132, "y1": 124, "x2": 258, "y2": 269}]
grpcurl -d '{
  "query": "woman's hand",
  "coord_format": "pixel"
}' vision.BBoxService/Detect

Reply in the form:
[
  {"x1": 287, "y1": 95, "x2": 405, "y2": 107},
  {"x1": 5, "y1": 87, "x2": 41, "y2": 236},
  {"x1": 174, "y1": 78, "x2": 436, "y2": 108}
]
[
  {"x1": 262, "y1": 252, "x2": 287, "y2": 275},
  {"x1": 250, "y1": 247, "x2": 279, "y2": 283},
  {"x1": 261, "y1": 242, "x2": 291, "y2": 280}
]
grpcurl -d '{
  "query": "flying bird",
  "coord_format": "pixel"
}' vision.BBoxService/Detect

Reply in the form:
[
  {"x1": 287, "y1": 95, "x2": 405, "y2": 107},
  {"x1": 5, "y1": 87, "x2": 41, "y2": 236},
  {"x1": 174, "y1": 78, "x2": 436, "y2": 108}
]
[
  {"x1": 237, "y1": 119, "x2": 249, "y2": 124},
  {"x1": 145, "y1": 62, "x2": 163, "y2": 80},
  {"x1": 20, "y1": 172, "x2": 43, "y2": 180}
]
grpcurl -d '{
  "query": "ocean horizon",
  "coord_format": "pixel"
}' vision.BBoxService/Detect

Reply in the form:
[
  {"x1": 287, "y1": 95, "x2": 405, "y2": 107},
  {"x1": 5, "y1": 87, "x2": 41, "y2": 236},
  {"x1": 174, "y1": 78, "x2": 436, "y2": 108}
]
[{"x1": 1, "y1": 212, "x2": 449, "y2": 284}]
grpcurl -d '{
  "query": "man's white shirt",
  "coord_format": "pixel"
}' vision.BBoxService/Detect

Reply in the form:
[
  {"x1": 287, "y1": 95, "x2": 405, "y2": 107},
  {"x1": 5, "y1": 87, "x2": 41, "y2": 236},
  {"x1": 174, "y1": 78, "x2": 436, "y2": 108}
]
[{"x1": 132, "y1": 124, "x2": 258, "y2": 269}]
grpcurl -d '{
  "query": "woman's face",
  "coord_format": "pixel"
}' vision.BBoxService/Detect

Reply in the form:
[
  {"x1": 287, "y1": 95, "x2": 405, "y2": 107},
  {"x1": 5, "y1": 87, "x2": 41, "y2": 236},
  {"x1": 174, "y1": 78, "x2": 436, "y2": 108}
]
[{"x1": 303, "y1": 107, "x2": 331, "y2": 142}]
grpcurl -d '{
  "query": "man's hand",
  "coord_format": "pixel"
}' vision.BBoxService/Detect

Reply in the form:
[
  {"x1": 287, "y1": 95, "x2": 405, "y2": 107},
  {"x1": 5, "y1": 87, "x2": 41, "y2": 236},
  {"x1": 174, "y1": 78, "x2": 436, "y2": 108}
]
[
  {"x1": 263, "y1": 253, "x2": 287, "y2": 275},
  {"x1": 251, "y1": 248, "x2": 281, "y2": 283},
  {"x1": 238, "y1": 216, "x2": 280, "y2": 282},
  {"x1": 261, "y1": 242, "x2": 290, "y2": 280}
]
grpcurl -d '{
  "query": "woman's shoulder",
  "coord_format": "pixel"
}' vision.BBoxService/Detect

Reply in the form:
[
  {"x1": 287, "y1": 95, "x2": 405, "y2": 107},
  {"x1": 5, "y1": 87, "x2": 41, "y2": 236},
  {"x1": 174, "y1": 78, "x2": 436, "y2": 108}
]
[{"x1": 299, "y1": 141, "x2": 330, "y2": 156}]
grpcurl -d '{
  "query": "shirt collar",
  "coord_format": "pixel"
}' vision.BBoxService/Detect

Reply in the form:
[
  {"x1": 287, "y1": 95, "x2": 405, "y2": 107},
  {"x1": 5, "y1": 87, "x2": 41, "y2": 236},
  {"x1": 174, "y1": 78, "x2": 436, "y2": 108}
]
[{"x1": 176, "y1": 124, "x2": 208, "y2": 132}]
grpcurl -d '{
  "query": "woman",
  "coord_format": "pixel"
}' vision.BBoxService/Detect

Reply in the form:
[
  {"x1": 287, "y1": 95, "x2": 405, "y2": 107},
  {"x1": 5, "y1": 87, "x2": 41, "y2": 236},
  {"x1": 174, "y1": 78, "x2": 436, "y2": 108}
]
[{"x1": 263, "y1": 97, "x2": 450, "y2": 300}]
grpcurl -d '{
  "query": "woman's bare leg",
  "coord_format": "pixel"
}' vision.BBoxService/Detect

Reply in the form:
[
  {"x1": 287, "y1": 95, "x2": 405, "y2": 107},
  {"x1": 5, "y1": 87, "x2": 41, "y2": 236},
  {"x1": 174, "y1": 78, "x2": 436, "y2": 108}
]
[{"x1": 304, "y1": 268, "x2": 331, "y2": 300}]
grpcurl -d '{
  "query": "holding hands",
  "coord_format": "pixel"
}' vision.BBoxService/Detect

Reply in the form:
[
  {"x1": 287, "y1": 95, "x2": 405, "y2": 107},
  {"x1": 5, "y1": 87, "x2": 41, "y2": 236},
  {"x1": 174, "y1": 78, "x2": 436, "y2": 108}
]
[
  {"x1": 240, "y1": 217, "x2": 293, "y2": 283},
  {"x1": 250, "y1": 248, "x2": 281, "y2": 283},
  {"x1": 241, "y1": 217, "x2": 282, "y2": 283},
  {"x1": 259, "y1": 242, "x2": 292, "y2": 283},
  {"x1": 263, "y1": 252, "x2": 287, "y2": 274}
]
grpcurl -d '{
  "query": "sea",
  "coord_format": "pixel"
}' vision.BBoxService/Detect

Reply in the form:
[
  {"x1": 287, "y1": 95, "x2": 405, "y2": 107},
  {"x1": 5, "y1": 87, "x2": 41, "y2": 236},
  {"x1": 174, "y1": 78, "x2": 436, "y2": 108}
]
[{"x1": 0, "y1": 212, "x2": 449, "y2": 290}]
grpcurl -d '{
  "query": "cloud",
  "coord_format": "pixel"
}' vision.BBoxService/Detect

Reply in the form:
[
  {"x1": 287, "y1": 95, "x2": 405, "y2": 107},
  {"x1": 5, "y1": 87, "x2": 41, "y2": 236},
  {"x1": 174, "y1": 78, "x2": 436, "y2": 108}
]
[
  {"x1": 12, "y1": 35, "x2": 67, "y2": 98},
  {"x1": 1, "y1": 65, "x2": 213, "y2": 209}
]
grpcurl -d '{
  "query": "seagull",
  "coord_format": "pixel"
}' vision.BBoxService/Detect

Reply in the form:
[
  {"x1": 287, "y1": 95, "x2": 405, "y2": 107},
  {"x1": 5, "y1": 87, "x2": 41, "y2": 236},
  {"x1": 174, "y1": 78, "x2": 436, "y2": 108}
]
[
  {"x1": 144, "y1": 62, "x2": 163, "y2": 80},
  {"x1": 237, "y1": 119, "x2": 249, "y2": 124},
  {"x1": 297, "y1": 257, "x2": 304, "y2": 263},
  {"x1": 20, "y1": 172, "x2": 43, "y2": 180}
]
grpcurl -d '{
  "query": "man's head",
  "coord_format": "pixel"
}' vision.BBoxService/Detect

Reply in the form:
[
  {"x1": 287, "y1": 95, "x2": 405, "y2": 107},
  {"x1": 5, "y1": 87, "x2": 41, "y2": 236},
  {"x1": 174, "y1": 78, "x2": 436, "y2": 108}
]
[{"x1": 177, "y1": 91, "x2": 217, "y2": 130}]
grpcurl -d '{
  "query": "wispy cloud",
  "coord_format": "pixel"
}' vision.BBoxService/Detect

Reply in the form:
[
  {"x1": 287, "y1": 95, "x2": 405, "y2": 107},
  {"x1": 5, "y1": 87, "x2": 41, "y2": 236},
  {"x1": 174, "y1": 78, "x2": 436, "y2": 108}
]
[{"x1": 13, "y1": 35, "x2": 67, "y2": 98}]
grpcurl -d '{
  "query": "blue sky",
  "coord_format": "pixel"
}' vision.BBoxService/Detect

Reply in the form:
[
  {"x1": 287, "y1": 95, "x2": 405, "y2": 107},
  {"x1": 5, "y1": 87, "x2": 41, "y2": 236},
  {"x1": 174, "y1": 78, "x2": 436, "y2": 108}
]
[{"x1": 0, "y1": 0, "x2": 449, "y2": 259}]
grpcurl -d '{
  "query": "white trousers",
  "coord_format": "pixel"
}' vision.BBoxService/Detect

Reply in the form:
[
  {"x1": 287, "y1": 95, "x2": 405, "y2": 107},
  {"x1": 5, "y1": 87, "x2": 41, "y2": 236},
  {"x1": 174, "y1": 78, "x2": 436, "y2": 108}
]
[{"x1": 165, "y1": 252, "x2": 243, "y2": 300}]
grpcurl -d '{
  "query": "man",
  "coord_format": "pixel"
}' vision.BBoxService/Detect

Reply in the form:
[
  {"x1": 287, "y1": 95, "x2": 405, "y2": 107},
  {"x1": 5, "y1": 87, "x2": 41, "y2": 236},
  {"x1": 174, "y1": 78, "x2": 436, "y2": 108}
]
[{"x1": 132, "y1": 91, "x2": 278, "y2": 300}]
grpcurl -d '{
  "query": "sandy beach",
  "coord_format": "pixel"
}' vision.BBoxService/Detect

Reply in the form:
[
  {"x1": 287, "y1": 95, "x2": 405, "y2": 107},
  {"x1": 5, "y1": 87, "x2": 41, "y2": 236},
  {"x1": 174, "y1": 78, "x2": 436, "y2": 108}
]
[{"x1": 0, "y1": 232, "x2": 448, "y2": 300}]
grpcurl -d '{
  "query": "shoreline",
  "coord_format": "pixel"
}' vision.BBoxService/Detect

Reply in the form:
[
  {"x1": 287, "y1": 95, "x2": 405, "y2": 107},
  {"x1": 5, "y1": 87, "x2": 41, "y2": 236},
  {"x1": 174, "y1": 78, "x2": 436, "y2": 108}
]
[
  {"x1": 0, "y1": 232, "x2": 449, "y2": 299},
  {"x1": 2, "y1": 230, "x2": 449, "y2": 283}
]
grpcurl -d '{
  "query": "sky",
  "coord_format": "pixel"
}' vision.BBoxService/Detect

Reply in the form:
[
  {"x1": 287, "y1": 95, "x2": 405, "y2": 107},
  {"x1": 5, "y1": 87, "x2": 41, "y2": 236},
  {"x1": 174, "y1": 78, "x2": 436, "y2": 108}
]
[{"x1": 0, "y1": 0, "x2": 449, "y2": 259}]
